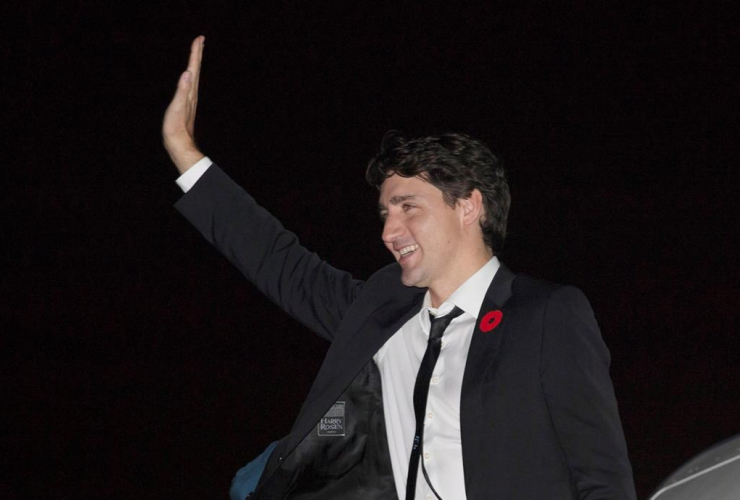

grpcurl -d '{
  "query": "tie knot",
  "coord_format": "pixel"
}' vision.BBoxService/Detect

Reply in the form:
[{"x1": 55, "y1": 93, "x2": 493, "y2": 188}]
[{"x1": 428, "y1": 306, "x2": 464, "y2": 341}]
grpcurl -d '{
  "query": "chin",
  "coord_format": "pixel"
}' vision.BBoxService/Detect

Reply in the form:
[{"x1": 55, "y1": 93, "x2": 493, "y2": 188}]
[{"x1": 400, "y1": 270, "x2": 427, "y2": 289}]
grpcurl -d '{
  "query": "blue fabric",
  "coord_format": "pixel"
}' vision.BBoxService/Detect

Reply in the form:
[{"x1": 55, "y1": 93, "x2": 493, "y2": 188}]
[{"x1": 229, "y1": 441, "x2": 279, "y2": 500}]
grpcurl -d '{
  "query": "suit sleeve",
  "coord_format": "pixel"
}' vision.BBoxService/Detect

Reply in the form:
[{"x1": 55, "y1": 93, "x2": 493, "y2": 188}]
[
  {"x1": 174, "y1": 164, "x2": 363, "y2": 341},
  {"x1": 540, "y1": 286, "x2": 636, "y2": 500}
]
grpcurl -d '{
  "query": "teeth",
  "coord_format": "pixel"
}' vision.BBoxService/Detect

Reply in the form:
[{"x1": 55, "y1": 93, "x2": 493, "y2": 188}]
[{"x1": 399, "y1": 244, "x2": 419, "y2": 256}]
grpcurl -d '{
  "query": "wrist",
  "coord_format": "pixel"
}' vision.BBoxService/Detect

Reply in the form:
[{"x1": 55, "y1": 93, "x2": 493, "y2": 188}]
[{"x1": 165, "y1": 143, "x2": 205, "y2": 175}]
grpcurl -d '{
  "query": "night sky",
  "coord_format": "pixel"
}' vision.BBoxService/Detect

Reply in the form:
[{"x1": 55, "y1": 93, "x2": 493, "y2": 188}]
[{"x1": 4, "y1": 1, "x2": 738, "y2": 499}]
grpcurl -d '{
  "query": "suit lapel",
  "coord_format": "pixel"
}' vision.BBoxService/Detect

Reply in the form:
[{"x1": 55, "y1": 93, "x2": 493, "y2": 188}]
[
  {"x1": 459, "y1": 263, "x2": 516, "y2": 492},
  {"x1": 461, "y1": 263, "x2": 515, "y2": 397}
]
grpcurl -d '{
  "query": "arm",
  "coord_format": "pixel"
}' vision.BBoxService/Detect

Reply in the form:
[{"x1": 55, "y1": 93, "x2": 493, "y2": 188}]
[
  {"x1": 541, "y1": 287, "x2": 637, "y2": 500},
  {"x1": 164, "y1": 38, "x2": 362, "y2": 339},
  {"x1": 175, "y1": 164, "x2": 363, "y2": 340}
]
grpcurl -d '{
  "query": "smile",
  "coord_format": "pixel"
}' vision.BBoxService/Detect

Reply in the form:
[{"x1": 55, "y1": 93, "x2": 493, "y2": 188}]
[{"x1": 398, "y1": 244, "x2": 419, "y2": 258}]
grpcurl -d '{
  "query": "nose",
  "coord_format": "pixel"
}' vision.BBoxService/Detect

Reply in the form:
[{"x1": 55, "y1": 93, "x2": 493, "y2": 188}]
[{"x1": 382, "y1": 213, "x2": 404, "y2": 246}]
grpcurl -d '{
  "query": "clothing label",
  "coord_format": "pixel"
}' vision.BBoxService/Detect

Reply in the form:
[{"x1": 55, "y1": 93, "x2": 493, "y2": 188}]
[{"x1": 317, "y1": 401, "x2": 346, "y2": 437}]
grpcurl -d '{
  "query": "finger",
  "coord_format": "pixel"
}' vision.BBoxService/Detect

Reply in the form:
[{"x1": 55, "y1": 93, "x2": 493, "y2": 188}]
[
  {"x1": 186, "y1": 36, "x2": 204, "y2": 75},
  {"x1": 187, "y1": 36, "x2": 205, "y2": 100}
]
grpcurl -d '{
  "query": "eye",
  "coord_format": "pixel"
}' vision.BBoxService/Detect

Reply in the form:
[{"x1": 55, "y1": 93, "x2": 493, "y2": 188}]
[
  {"x1": 402, "y1": 203, "x2": 416, "y2": 211},
  {"x1": 379, "y1": 211, "x2": 388, "y2": 222}
]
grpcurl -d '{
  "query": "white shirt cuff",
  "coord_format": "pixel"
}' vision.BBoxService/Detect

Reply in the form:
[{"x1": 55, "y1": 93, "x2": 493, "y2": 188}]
[{"x1": 176, "y1": 156, "x2": 213, "y2": 193}]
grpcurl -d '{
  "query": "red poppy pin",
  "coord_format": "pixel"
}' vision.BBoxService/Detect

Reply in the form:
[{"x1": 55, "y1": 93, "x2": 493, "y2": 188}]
[{"x1": 479, "y1": 310, "x2": 503, "y2": 333}]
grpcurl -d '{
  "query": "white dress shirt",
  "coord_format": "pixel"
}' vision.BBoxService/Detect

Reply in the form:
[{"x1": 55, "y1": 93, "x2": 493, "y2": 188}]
[
  {"x1": 374, "y1": 257, "x2": 500, "y2": 500},
  {"x1": 175, "y1": 156, "x2": 212, "y2": 192},
  {"x1": 177, "y1": 161, "x2": 500, "y2": 499}
]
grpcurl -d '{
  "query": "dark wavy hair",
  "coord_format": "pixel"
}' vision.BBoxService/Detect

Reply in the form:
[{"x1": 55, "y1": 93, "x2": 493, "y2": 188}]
[{"x1": 366, "y1": 131, "x2": 510, "y2": 254}]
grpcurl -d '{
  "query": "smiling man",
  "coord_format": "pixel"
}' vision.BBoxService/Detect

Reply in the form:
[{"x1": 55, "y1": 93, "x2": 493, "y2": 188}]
[
  {"x1": 165, "y1": 37, "x2": 636, "y2": 500},
  {"x1": 375, "y1": 134, "x2": 503, "y2": 307}
]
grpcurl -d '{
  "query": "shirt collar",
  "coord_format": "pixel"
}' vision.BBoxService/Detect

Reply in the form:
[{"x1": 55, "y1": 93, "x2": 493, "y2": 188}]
[{"x1": 419, "y1": 256, "x2": 500, "y2": 330}]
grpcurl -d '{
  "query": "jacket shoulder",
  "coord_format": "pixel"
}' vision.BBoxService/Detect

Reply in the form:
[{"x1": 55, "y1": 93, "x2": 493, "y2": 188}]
[
  {"x1": 345, "y1": 262, "x2": 424, "y2": 314},
  {"x1": 511, "y1": 274, "x2": 591, "y2": 309}
]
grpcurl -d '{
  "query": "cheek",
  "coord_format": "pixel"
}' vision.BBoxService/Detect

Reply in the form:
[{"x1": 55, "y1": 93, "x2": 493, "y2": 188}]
[{"x1": 406, "y1": 221, "x2": 424, "y2": 242}]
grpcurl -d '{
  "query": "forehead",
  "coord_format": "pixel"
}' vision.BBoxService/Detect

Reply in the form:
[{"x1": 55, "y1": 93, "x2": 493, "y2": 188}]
[{"x1": 378, "y1": 174, "x2": 439, "y2": 205}]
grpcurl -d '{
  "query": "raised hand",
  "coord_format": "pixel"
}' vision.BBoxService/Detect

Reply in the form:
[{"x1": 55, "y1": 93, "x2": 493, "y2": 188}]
[{"x1": 163, "y1": 36, "x2": 206, "y2": 174}]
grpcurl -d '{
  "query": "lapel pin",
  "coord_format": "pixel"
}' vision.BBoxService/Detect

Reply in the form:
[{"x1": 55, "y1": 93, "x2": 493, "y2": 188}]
[{"x1": 479, "y1": 310, "x2": 503, "y2": 333}]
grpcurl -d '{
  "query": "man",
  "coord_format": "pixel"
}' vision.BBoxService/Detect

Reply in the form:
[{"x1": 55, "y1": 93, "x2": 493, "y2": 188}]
[{"x1": 164, "y1": 37, "x2": 636, "y2": 500}]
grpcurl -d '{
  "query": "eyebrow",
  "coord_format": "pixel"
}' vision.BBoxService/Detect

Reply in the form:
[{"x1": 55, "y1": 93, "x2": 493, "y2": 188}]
[{"x1": 377, "y1": 195, "x2": 418, "y2": 214}]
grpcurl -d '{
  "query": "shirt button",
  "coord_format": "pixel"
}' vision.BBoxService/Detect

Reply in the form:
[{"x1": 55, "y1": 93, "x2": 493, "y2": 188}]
[
  {"x1": 431, "y1": 376, "x2": 439, "y2": 384},
  {"x1": 440, "y1": 340, "x2": 446, "y2": 348},
  {"x1": 427, "y1": 411, "x2": 434, "y2": 419},
  {"x1": 426, "y1": 496, "x2": 433, "y2": 500},
  {"x1": 424, "y1": 452, "x2": 430, "y2": 460}
]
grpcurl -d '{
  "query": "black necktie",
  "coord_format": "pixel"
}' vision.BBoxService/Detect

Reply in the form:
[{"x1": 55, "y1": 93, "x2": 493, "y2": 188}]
[{"x1": 406, "y1": 306, "x2": 464, "y2": 500}]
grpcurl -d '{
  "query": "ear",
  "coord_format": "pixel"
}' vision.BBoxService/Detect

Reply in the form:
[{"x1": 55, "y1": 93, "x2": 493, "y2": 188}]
[{"x1": 459, "y1": 189, "x2": 484, "y2": 227}]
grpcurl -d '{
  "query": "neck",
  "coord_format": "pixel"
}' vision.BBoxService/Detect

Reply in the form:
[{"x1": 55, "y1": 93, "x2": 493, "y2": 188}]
[{"x1": 428, "y1": 248, "x2": 493, "y2": 308}]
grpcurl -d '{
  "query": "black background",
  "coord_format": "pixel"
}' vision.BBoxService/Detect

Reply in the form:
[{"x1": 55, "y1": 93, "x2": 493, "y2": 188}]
[{"x1": 4, "y1": 1, "x2": 738, "y2": 499}]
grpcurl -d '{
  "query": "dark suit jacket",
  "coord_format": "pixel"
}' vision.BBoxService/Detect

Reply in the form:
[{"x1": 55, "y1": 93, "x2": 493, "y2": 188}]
[{"x1": 176, "y1": 164, "x2": 636, "y2": 500}]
